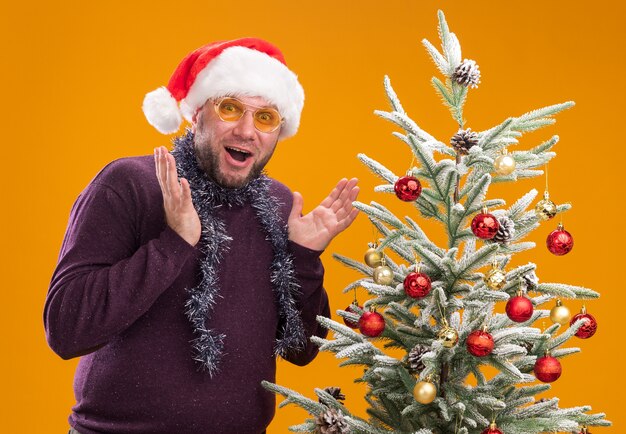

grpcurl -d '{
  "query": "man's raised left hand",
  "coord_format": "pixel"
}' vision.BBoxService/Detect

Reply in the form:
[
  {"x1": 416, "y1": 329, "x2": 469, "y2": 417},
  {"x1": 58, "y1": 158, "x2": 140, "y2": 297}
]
[{"x1": 287, "y1": 178, "x2": 360, "y2": 251}]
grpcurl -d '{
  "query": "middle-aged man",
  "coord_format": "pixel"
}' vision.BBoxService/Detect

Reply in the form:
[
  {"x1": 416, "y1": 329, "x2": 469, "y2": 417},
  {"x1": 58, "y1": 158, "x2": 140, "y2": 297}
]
[{"x1": 44, "y1": 38, "x2": 360, "y2": 434}]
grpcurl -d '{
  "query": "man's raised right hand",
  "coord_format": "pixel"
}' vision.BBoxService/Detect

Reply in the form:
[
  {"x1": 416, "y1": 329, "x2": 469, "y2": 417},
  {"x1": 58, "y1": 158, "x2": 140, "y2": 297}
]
[{"x1": 154, "y1": 146, "x2": 201, "y2": 247}]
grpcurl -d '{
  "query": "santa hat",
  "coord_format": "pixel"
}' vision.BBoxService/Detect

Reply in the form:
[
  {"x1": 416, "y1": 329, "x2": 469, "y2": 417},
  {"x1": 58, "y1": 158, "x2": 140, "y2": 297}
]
[{"x1": 142, "y1": 37, "x2": 304, "y2": 140}]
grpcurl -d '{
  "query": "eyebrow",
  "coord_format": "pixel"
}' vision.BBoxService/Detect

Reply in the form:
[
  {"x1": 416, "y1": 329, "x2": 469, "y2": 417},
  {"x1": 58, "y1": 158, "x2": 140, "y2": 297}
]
[{"x1": 218, "y1": 95, "x2": 279, "y2": 111}]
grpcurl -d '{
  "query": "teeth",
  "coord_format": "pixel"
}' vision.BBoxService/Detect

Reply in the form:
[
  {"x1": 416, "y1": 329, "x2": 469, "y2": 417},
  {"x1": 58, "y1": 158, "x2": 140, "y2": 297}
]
[{"x1": 226, "y1": 146, "x2": 251, "y2": 155}]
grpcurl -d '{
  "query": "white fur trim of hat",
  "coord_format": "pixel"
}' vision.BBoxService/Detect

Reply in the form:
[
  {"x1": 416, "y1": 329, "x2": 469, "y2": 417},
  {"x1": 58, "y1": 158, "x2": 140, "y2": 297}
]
[{"x1": 142, "y1": 38, "x2": 304, "y2": 140}]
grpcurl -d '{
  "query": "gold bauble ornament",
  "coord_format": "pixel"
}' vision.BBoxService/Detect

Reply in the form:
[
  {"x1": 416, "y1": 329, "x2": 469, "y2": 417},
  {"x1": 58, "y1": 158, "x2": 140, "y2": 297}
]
[
  {"x1": 364, "y1": 247, "x2": 383, "y2": 268},
  {"x1": 550, "y1": 299, "x2": 571, "y2": 325},
  {"x1": 484, "y1": 266, "x2": 506, "y2": 290},
  {"x1": 413, "y1": 380, "x2": 437, "y2": 404},
  {"x1": 373, "y1": 258, "x2": 394, "y2": 285},
  {"x1": 437, "y1": 321, "x2": 459, "y2": 348},
  {"x1": 494, "y1": 150, "x2": 516, "y2": 175},
  {"x1": 535, "y1": 191, "x2": 557, "y2": 221}
]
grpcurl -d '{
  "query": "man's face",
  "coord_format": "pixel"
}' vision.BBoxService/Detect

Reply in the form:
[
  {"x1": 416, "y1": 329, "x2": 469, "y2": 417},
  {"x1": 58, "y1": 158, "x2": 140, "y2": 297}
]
[{"x1": 192, "y1": 95, "x2": 281, "y2": 189}]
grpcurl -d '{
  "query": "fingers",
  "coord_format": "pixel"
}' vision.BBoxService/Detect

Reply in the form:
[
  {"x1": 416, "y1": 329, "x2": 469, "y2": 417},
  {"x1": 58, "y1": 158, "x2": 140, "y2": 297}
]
[
  {"x1": 155, "y1": 147, "x2": 172, "y2": 194},
  {"x1": 335, "y1": 185, "x2": 360, "y2": 221},
  {"x1": 154, "y1": 147, "x2": 165, "y2": 192},
  {"x1": 320, "y1": 178, "x2": 348, "y2": 208},
  {"x1": 289, "y1": 191, "x2": 304, "y2": 222},
  {"x1": 330, "y1": 178, "x2": 359, "y2": 213},
  {"x1": 180, "y1": 177, "x2": 192, "y2": 207},
  {"x1": 154, "y1": 146, "x2": 184, "y2": 206},
  {"x1": 165, "y1": 152, "x2": 178, "y2": 199},
  {"x1": 339, "y1": 207, "x2": 360, "y2": 231}
]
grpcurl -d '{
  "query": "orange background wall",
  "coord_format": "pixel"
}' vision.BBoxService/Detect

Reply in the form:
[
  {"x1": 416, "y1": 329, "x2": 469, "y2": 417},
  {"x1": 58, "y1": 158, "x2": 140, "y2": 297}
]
[{"x1": 2, "y1": 0, "x2": 623, "y2": 432}]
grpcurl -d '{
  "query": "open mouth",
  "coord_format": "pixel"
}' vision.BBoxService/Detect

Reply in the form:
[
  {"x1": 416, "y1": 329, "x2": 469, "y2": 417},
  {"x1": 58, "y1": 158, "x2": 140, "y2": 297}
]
[{"x1": 225, "y1": 146, "x2": 252, "y2": 162}]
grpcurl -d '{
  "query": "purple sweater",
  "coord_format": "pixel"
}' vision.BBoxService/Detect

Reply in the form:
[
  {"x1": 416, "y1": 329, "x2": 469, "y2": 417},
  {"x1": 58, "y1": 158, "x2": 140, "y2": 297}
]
[{"x1": 44, "y1": 155, "x2": 330, "y2": 434}]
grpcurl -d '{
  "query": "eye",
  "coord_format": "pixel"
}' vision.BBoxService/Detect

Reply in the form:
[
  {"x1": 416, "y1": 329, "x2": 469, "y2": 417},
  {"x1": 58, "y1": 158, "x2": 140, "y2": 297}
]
[
  {"x1": 256, "y1": 111, "x2": 276, "y2": 124},
  {"x1": 219, "y1": 99, "x2": 244, "y2": 116}
]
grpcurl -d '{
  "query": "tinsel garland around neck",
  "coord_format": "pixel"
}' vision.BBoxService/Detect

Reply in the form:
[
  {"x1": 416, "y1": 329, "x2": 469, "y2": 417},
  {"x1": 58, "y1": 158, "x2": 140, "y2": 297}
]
[{"x1": 170, "y1": 129, "x2": 306, "y2": 377}]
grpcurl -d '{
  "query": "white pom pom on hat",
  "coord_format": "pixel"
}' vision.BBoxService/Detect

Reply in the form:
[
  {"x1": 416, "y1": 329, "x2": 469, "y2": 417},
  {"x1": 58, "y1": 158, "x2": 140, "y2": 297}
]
[
  {"x1": 142, "y1": 38, "x2": 304, "y2": 140},
  {"x1": 142, "y1": 86, "x2": 183, "y2": 134}
]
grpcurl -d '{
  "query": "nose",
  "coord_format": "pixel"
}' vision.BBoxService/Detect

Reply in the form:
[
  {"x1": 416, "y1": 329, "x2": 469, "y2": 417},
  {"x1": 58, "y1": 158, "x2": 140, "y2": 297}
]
[{"x1": 232, "y1": 110, "x2": 256, "y2": 140}]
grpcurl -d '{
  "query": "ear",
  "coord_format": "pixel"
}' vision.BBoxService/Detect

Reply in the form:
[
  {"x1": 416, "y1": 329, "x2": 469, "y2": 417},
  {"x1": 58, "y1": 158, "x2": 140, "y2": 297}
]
[{"x1": 191, "y1": 109, "x2": 200, "y2": 133}]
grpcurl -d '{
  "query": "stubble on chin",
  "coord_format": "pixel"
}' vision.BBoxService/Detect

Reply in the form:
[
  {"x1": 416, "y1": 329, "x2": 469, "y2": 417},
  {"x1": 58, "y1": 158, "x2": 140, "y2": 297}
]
[
  {"x1": 191, "y1": 111, "x2": 279, "y2": 188},
  {"x1": 192, "y1": 134, "x2": 274, "y2": 189}
]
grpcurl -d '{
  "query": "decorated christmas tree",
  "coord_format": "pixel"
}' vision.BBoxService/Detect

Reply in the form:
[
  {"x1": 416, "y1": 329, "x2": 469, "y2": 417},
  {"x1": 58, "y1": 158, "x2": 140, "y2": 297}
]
[{"x1": 263, "y1": 10, "x2": 610, "y2": 434}]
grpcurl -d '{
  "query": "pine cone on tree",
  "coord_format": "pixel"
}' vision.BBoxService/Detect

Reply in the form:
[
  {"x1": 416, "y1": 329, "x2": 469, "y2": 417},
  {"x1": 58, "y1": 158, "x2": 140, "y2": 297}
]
[
  {"x1": 407, "y1": 344, "x2": 429, "y2": 374},
  {"x1": 523, "y1": 270, "x2": 539, "y2": 292},
  {"x1": 314, "y1": 408, "x2": 350, "y2": 434},
  {"x1": 452, "y1": 59, "x2": 481, "y2": 88},
  {"x1": 493, "y1": 215, "x2": 515, "y2": 244},
  {"x1": 522, "y1": 340, "x2": 534, "y2": 354},
  {"x1": 318, "y1": 387, "x2": 346, "y2": 403},
  {"x1": 450, "y1": 128, "x2": 479, "y2": 155}
]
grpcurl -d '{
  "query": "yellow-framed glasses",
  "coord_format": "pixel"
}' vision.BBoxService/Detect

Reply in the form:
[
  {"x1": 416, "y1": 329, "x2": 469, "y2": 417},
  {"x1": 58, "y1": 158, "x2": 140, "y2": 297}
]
[{"x1": 213, "y1": 97, "x2": 283, "y2": 133}]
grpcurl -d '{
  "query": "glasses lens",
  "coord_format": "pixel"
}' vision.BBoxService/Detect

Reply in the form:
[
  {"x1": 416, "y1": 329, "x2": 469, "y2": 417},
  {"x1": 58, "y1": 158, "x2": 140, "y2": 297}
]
[
  {"x1": 254, "y1": 109, "x2": 281, "y2": 133},
  {"x1": 215, "y1": 98, "x2": 282, "y2": 133},
  {"x1": 217, "y1": 98, "x2": 244, "y2": 121}
]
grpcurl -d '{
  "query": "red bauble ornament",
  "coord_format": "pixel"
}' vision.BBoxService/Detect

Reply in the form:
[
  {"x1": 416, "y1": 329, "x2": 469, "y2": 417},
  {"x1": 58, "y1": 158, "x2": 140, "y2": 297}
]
[
  {"x1": 471, "y1": 212, "x2": 500, "y2": 239},
  {"x1": 481, "y1": 422, "x2": 503, "y2": 434},
  {"x1": 466, "y1": 330, "x2": 495, "y2": 357},
  {"x1": 358, "y1": 311, "x2": 385, "y2": 337},
  {"x1": 343, "y1": 303, "x2": 362, "y2": 329},
  {"x1": 403, "y1": 272, "x2": 432, "y2": 298},
  {"x1": 546, "y1": 224, "x2": 574, "y2": 256},
  {"x1": 505, "y1": 293, "x2": 534, "y2": 323},
  {"x1": 481, "y1": 429, "x2": 503, "y2": 434},
  {"x1": 534, "y1": 354, "x2": 562, "y2": 383},
  {"x1": 570, "y1": 310, "x2": 597, "y2": 339},
  {"x1": 394, "y1": 175, "x2": 422, "y2": 201}
]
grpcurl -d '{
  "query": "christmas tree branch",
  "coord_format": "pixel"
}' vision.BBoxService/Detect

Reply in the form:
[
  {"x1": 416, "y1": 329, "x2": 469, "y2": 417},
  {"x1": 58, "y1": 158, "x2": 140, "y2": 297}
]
[
  {"x1": 315, "y1": 388, "x2": 352, "y2": 413},
  {"x1": 408, "y1": 135, "x2": 457, "y2": 203},
  {"x1": 382, "y1": 75, "x2": 407, "y2": 115},
  {"x1": 261, "y1": 381, "x2": 326, "y2": 414},
  {"x1": 478, "y1": 102, "x2": 574, "y2": 153},
  {"x1": 508, "y1": 189, "x2": 538, "y2": 219},
  {"x1": 353, "y1": 201, "x2": 406, "y2": 229},
  {"x1": 339, "y1": 279, "x2": 367, "y2": 296},
  {"x1": 436, "y1": 10, "x2": 461, "y2": 72},
  {"x1": 358, "y1": 153, "x2": 398, "y2": 184},
  {"x1": 422, "y1": 39, "x2": 449, "y2": 76},
  {"x1": 392, "y1": 131, "x2": 455, "y2": 156},
  {"x1": 404, "y1": 216, "x2": 446, "y2": 255},
  {"x1": 286, "y1": 421, "x2": 317, "y2": 432},
  {"x1": 529, "y1": 135, "x2": 559, "y2": 154},
  {"x1": 536, "y1": 283, "x2": 600, "y2": 299},
  {"x1": 332, "y1": 252, "x2": 374, "y2": 277}
]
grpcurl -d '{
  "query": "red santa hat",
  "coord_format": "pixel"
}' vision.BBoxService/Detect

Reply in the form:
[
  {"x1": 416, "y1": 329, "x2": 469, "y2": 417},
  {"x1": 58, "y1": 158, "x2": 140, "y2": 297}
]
[{"x1": 142, "y1": 37, "x2": 304, "y2": 140}]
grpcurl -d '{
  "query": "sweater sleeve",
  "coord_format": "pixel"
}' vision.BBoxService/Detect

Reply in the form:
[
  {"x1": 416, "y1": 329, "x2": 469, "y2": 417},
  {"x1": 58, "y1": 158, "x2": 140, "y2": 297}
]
[
  {"x1": 281, "y1": 240, "x2": 331, "y2": 367},
  {"x1": 43, "y1": 181, "x2": 196, "y2": 360}
]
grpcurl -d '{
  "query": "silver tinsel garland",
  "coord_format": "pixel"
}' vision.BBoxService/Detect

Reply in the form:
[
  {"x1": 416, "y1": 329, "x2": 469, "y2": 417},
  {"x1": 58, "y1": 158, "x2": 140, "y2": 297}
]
[{"x1": 170, "y1": 129, "x2": 307, "y2": 377}]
